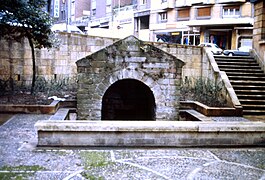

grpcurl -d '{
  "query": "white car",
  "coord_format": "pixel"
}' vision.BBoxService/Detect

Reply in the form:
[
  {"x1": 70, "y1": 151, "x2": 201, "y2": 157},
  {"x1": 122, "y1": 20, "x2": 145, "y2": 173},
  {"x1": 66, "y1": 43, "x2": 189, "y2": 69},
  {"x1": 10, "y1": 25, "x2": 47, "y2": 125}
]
[
  {"x1": 199, "y1": 43, "x2": 223, "y2": 55},
  {"x1": 223, "y1": 46, "x2": 251, "y2": 56}
]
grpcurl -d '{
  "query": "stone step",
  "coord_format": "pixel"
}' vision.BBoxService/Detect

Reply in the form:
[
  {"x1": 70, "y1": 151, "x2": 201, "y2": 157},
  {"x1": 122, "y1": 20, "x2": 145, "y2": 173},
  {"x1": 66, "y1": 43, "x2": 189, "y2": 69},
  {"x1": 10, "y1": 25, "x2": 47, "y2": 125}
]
[
  {"x1": 240, "y1": 99, "x2": 265, "y2": 105},
  {"x1": 230, "y1": 80, "x2": 265, "y2": 86},
  {"x1": 214, "y1": 55, "x2": 254, "y2": 60},
  {"x1": 232, "y1": 85, "x2": 265, "y2": 90},
  {"x1": 237, "y1": 94, "x2": 265, "y2": 100},
  {"x1": 243, "y1": 109, "x2": 265, "y2": 115},
  {"x1": 215, "y1": 60, "x2": 257, "y2": 64},
  {"x1": 228, "y1": 76, "x2": 265, "y2": 81},
  {"x1": 242, "y1": 104, "x2": 265, "y2": 110},
  {"x1": 219, "y1": 66, "x2": 260, "y2": 70},
  {"x1": 235, "y1": 89, "x2": 265, "y2": 95},
  {"x1": 220, "y1": 68, "x2": 264, "y2": 73},
  {"x1": 219, "y1": 65, "x2": 261, "y2": 70},
  {"x1": 225, "y1": 72, "x2": 264, "y2": 77}
]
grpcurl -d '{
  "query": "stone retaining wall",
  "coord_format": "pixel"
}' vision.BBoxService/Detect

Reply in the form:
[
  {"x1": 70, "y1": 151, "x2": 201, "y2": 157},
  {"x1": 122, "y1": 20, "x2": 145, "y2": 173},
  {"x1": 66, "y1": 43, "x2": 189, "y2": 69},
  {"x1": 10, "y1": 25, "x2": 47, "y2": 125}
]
[
  {"x1": 0, "y1": 33, "x2": 202, "y2": 85},
  {"x1": 0, "y1": 33, "x2": 117, "y2": 85}
]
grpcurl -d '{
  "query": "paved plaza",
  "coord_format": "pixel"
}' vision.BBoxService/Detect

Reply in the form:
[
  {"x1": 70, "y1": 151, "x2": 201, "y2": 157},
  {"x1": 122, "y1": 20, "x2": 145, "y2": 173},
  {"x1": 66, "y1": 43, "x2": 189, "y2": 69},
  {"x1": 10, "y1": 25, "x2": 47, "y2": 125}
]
[{"x1": 0, "y1": 114, "x2": 264, "y2": 179}]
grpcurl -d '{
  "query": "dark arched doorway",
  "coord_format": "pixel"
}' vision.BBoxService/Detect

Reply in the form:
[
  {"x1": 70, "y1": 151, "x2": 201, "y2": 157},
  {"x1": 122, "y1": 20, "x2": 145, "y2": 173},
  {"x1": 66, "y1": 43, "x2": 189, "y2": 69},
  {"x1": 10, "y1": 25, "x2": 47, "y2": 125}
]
[{"x1": 102, "y1": 79, "x2": 156, "y2": 120}]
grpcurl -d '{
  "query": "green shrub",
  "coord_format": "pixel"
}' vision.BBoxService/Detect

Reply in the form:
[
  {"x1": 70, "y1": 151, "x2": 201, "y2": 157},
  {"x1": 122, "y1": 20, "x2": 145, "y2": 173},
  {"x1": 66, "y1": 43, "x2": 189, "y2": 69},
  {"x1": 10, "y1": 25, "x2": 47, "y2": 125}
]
[{"x1": 181, "y1": 77, "x2": 226, "y2": 107}]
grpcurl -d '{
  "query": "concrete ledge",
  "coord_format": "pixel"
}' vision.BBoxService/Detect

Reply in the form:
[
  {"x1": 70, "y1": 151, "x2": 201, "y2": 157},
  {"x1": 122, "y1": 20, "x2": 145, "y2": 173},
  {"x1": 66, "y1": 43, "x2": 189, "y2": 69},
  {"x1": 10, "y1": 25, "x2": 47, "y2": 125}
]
[
  {"x1": 0, "y1": 100, "x2": 76, "y2": 114},
  {"x1": 180, "y1": 101, "x2": 241, "y2": 116},
  {"x1": 35, "y1": 120, "x2": 265, "y2": 147},
  {"x1": 0, "y1": 100, "x2": 60, "y2": 114}
]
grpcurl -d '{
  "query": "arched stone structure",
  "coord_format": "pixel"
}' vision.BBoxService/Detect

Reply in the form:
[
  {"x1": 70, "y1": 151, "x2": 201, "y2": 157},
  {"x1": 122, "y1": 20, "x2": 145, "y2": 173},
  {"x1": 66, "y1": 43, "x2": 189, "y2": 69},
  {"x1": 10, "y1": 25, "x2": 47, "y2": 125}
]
[
  {"x1": 102, "y1": 79, "x2": 156, "y2": 120},
  {"x1": 76, "y1": 36, "x2": 185, "y2": 121}
]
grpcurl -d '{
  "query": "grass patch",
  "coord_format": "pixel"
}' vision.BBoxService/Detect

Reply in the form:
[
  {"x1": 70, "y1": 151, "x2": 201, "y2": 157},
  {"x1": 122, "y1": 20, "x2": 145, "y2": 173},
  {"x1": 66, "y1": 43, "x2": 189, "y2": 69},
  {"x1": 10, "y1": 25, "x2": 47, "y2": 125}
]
[
  {"x1": 0, "y1": 165, "x2": 45, "y2": 171},
  {"x1": 80, "y1": 172, "x2": 104, "y2": 180},
  {"x1": 0, "y1": 172, "x2": 32, "y2": 180},
  {"x1": 79, "y1": 151, "x2": 112, "y2": 179},
  {"x1": 0, "y1": 165, "x2": 45, "y2": 179},
  {"x1": 79, "y1": 151, "x2": 111, "y2": 169}
]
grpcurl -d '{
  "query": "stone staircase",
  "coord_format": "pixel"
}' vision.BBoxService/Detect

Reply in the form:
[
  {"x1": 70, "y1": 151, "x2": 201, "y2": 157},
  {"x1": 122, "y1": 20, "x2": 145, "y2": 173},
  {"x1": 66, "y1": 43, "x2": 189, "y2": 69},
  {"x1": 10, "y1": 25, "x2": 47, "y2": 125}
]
[{"x1": 214, "y1": 55, "x2": 265, "y2": 115}]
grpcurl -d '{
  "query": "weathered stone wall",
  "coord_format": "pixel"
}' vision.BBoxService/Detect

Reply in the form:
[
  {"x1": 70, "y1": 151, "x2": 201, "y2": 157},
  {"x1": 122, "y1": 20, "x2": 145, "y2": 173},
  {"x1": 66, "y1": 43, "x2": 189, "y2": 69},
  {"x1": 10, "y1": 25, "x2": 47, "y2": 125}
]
[
  {"x1": 148, "y1": 42, "x2": 203, "y2": 80},
  {"x1": 0, "y1": 33, "x2": 202, "y2": 85},
  {"x1": 0, "y1": 33, "x2": 117, "y2": 85},
  {"x1": 76, "y1": 36, "x2": 185, "y2": 121},
  {"x1": 252, "y1": 0, "x2": 265, "y2": 72}
]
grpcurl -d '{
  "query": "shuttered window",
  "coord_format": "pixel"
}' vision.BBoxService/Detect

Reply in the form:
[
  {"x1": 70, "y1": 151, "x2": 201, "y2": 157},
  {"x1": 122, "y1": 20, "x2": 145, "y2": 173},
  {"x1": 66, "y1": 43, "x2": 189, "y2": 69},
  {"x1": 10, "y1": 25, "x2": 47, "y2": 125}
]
[
  {"x1": 197, "y1": 7, "x2": 211, "y2": 17},
  {"x1": 177, "y1": 9, "x2": 190, "y2": 20}
]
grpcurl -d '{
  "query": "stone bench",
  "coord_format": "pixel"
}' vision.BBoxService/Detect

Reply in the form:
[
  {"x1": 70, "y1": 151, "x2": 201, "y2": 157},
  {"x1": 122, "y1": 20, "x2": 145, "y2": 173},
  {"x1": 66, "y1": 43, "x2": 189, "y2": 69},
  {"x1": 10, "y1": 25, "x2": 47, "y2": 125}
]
[{"x1": 35, "y1": 120, "x2": 265, "y2": 147}]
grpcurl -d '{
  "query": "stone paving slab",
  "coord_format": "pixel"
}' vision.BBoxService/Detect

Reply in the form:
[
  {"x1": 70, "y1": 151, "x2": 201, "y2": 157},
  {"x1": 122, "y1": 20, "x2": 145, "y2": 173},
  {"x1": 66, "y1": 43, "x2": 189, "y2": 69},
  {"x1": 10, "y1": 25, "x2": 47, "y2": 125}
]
[{"x1": 0, "y1": 114, "x2": 264, "y2": 179}]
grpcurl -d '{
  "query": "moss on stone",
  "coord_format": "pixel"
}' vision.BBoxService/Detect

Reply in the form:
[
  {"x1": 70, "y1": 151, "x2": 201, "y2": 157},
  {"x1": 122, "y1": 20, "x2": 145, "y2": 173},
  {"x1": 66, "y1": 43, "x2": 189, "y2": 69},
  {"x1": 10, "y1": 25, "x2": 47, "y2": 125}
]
[{"x1": 79, "y1": 151, "x2": 112, "y2": 169}]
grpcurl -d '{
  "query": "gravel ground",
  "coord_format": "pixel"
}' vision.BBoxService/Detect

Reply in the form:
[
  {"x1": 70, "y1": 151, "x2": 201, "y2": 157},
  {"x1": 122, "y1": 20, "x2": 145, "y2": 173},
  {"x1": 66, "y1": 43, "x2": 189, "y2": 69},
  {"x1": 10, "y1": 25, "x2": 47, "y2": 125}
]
[{"x1": 0, "y1": 114, "x2": 264, "y2": 180}]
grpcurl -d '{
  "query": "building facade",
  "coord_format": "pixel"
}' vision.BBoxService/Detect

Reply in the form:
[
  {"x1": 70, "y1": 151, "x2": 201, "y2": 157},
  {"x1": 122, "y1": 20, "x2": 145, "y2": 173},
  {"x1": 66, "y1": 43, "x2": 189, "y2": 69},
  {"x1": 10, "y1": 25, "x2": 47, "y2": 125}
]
[
  {"x1": 150, "y1": 0, "x2": 253, "y2": 49},
  {"x1": 251, "y1": 0, "x2": 265, "y2": 71},
  {"x1": 49, "y1": 0, "x2": 90, "y2": 32},
  {"x1": 49, "y1": 0, "x2": 254, "y2": 50}
]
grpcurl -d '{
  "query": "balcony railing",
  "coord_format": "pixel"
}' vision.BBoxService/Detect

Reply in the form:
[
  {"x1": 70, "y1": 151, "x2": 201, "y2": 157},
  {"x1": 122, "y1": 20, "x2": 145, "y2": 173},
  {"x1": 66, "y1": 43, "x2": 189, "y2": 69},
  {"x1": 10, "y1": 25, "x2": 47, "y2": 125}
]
[
  {"x1": 161, "y1": 0, "x2": 175, "y2": 9},
  {"x1": 216, "y1": 0, "x2": 245, "y2": 3},
  {"x1": 72, "y1": 16, "x2": 90, "y2": 27}
]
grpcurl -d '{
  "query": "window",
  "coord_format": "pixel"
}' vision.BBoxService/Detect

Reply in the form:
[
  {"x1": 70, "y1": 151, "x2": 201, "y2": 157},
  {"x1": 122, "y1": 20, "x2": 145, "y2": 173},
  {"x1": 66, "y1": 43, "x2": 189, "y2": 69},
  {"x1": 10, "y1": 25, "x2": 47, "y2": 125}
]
[
  {"x1": 223, "y1": 6, "x2": 240, "y2": 18},
  {"x1": 197, "y1": 7, "x2": 211, "y2": 19},
  {"x1": 61, "y1": 10, "x2": 66, "y2": 20},
  {"x1": 71, "y1": 1, "x2": 75, "y2": 16},
  {"x1": 106, "y1": 5, "x2": 111, "y2": 14},
  {"x1": 140, "y1": 0, "x2": 147, "y2": 5},
  {"x1": 162, "y1": 0, "x2": 167, "y2": 2},
  {"x1": 177, "y1": 8, "x2": 190, "y2": 20},
  {"x1": 91, "y1": 0, "x2": 96, "y2": 9},
  {"x1": 140, "y1": 16, "x2": 149, "y2": 29},
  {"x1": 92, "y1": 9, "x2": 96, "y2": 16},
  {"x1": 106, "y1": 0, "x2": 112, "y2": 5},
  {"x1": 159, "y1": 12, "x2": 167, "y2": 22}
]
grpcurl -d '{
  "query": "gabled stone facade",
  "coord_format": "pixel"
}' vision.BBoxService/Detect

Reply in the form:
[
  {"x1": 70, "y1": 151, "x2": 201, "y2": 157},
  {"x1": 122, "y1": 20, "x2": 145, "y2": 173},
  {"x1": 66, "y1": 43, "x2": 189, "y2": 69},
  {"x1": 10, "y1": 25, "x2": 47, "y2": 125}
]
[{"x1": 76, "y1": 36, "x2": 185, "y2": 121}]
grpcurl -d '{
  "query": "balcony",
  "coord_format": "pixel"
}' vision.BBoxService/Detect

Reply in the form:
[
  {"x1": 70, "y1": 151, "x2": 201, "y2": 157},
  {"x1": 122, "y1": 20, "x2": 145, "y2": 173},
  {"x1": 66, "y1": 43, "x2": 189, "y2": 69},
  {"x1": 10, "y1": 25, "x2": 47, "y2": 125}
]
[
  {"x1": 216, "y1": 0, "x2": 246, "y2": 3},
  {"x1": 175, "y1": 0, "x2": 191, "y2": 7},
  {"x1": 191, "y1": 0, "x2": 215, "y2": 5},
  {"x1": 72, "y1": 17, "x2": 90, "y2": 27},
  {"x1": 161, "y1": 0, "x2": 175, "y2": 9}
]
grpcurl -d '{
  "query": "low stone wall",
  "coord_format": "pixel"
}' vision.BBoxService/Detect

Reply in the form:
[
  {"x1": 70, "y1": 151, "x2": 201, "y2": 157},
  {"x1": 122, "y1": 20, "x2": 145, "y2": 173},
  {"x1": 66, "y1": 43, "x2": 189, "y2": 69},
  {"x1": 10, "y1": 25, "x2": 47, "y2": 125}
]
[{"x1": 35, "y1": 120, "x2": 265, "y2": 147}]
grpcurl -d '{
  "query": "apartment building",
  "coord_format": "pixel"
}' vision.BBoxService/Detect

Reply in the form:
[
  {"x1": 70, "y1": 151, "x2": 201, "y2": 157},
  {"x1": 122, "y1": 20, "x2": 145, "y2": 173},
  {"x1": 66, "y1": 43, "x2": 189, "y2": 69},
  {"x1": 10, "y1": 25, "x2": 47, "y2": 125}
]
[
  {"x1": 150, "y1": 0, "x2": 254, "y2": 49},
  {"x1": 133, "y1": 0, "x2": 151, "y2": 41},
  {"x1": 49, "y1": 0, "x2": 90, "y2": 32},
  {"x1": 85, "y1": 0, "x2": 136, "y2": 38},
  {"x1": 85, "y1": 0, "x2": 253, "y2": 49}
]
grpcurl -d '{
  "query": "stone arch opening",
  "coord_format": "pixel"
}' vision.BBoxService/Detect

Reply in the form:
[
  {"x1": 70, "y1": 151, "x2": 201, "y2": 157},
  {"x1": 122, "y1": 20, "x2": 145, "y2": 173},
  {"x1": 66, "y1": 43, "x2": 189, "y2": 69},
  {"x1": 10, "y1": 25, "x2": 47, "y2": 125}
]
[{"x1": 102, "y1": 79, "x2": 156, "y2": 121}]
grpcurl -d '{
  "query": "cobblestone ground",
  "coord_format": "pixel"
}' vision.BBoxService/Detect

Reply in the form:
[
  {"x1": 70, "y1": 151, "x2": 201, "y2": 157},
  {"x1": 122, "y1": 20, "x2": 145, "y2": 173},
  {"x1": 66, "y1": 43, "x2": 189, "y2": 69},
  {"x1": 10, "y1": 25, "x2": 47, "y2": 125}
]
[{"x1": 0, "y1": 114, "x2": 264, "y2": 180}]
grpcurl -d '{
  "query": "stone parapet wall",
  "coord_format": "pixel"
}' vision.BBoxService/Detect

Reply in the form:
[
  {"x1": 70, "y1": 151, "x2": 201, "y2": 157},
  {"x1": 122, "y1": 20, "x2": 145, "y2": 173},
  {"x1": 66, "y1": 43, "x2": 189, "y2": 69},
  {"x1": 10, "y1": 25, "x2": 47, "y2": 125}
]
[{"x1": 0, "y1": 33, "x2": 117, "y2": 85}]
